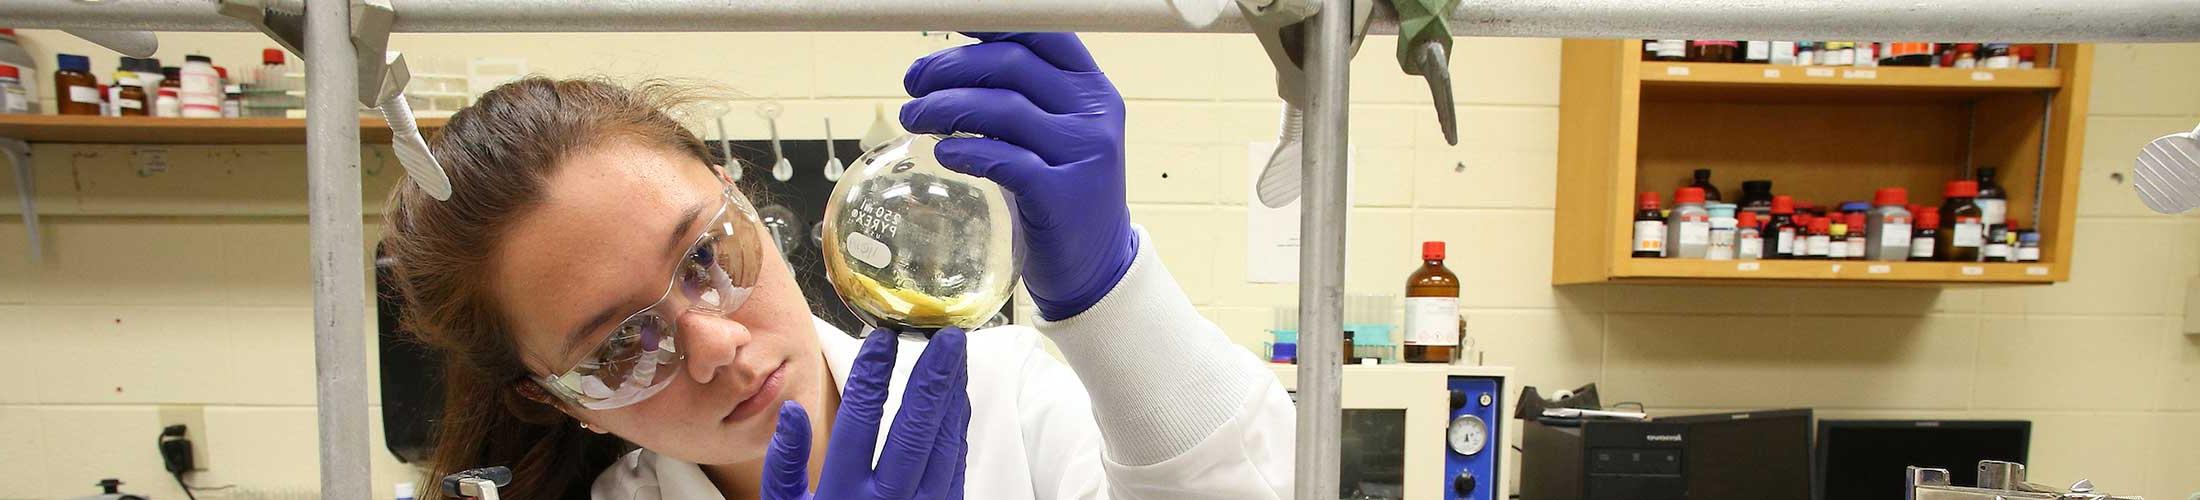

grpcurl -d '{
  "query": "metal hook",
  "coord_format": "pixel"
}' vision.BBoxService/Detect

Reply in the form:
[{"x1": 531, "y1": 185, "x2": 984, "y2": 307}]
[{"x1": 758, "y1": 101, "x2": 792, "y2": 182}]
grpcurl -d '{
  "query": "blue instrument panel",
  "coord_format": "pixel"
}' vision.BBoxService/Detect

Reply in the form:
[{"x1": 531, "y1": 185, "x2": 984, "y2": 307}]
[{"x1": 1446, "y1": 376, "x2": 1503, "y2": 500}]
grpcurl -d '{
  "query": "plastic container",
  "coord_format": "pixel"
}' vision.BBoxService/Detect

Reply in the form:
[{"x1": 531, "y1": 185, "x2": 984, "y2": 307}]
[
  {"x1": 0, "y1": 65, "x2": 27, "y2": 114},
  {"x1": 1864, "y1": 187, "x2": 1914, "y2": 261},
  {"x1": 1706, "y1": 203, "x2": 1738, "y2": 260},
  {"x1": 53, "y1": 53, "x2": 100, "y2": 115},
  {"x1": 180, "y1": 55, "x2": 223, "y2": 118},
  {"x1": 0, "y1": 29, "x2": 42, "y2": 114},
  {"x1": 1666, "y1": 187, "x2": 1711, "y2": 259}
]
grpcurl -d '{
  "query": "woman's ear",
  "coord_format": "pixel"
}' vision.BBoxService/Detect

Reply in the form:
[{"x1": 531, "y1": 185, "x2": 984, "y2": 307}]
[{"x1": 713, "y1": 163, "x2": 738, "y2": 185}]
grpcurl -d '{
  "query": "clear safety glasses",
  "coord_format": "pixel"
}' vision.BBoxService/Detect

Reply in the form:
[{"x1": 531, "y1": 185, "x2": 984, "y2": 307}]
[{"x1": 537, "y1": 180, "x2": 767, "y2": 410}]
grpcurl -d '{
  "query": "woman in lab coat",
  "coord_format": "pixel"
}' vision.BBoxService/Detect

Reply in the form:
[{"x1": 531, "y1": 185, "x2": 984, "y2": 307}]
[{"x1": 380, "y1": 32, "x2": 1294, "y2": 499}]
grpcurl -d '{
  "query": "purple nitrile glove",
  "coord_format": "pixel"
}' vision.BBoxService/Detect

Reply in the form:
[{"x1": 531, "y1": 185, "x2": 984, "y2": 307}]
[
  {"x1": 761, "y1": 328, "x2": 970, "y2": 500},
  {"x1": 901, "y1": 32, "x2": 1137, "y2": 322}
]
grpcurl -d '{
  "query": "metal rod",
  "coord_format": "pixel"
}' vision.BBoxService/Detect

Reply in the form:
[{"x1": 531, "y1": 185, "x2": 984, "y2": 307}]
[
  {"x1": 3, "y1": 138, "x2": 39, "y2": 266},
  {"x1": 1294, "y1": 0, "x2": 1351, "y2": 496},
  {"x1": 6, "y1": 0, "x2": 2200, "y2": 40},
  {"x1": 305, "y1": 0, "x2": 370, "y2": 497}
]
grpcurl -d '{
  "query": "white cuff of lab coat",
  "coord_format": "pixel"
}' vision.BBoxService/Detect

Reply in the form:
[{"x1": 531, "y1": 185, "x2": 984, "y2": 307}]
[{"x1": 1037, "y1": 226, "x2": 1271, "y2": 466}]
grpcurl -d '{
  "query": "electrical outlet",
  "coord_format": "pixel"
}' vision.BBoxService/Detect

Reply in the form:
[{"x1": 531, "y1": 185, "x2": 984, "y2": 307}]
[{"x1": 157, "y1": 405, "x2": 210, "y2": 471}]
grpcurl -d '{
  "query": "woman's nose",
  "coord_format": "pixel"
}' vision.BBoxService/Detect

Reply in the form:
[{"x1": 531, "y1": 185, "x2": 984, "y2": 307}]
[{"x1": 677, "y1": 311, "x2": 751, "y2": 385}]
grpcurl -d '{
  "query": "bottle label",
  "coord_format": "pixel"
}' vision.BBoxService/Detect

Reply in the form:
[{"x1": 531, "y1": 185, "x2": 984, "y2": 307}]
[
  {"x1": 1977, "y1": 199, "x2": 2007, "y2": 227},
  {"x1": 1633, "y1": 220, "x2": 1666, "y2": 253},
  {"x1": 1738, "y1": 236, "x2": 1763, "y2": 259},
  {"x1": 1953, "y1": 220, "x2": 1984, "y2": 247},
  {"x1": 1911, "y1": 237, "x2": 1936, "y2": 258},
  {"x1": 1678, "y1": 220, "x2": 1711, "y2": 246},
  {"x1": 1807, "y1": 235, "x2": 1832, "y2": 256},
  {"x1": 67, "y1": 85, "x2": 99, "y2": 104},
  {"x1": 1657, "y1": 40, "x2": 1687, "y2": 58},
  {"x1": 1879, "y1": 223, "x2": 1912, "y2": 253},
  {"x1": 1985, "y1": 243, "x2": 2011, "y2": 259},
  {"x1": 119, "y1": 98, "x2": 143, "y2": 110},
  {"x1": 1776, "y1": 228, "x2": 1796, "y2": 253},
  {"x1": 1847, "y1": 237, "x2": 1867, "y2": 259},
  {"x1": 1707, "y1": 229, "x2": 1736, "y2": 260},
  {"x1": 1746, "y1": 41, "x2": 1771, "y2": 60},
  {"x1": 1828, "y1": 237, "x2": 1849, "y2": 259},
  {"x1": 2017, "y1": 247, "x2": 2040, "y2": 261},
  {"x1": 844, "y1": 232, "x2": 893, "y2": 269},
  {"x1": 1403, "y1": 297, "x2": 1459, "y2": 347},
  {"x1": 1, "y1": 88, "x2": 24, "y2": 113}
]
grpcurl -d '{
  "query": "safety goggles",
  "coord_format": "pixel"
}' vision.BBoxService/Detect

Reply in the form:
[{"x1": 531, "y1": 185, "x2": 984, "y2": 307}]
[{"x1": 536, "y1": 179, "x2": 767, "y2": 410}]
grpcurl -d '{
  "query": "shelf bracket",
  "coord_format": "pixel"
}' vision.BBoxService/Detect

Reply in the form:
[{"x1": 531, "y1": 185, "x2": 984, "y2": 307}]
[{"x1": 3, "y1": 137, "x2": 39, "y2": 266}]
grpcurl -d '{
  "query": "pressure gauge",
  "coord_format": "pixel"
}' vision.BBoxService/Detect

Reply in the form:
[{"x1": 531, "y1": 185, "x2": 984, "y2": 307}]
[{"x1": 1448, "y1": 414, "x2": 1489, "y2": 456}]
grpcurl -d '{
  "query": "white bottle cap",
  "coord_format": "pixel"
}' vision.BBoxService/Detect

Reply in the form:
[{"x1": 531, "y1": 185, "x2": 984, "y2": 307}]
[{"x1": 394, "y1": 482, "x2": 416, "y2": 500}]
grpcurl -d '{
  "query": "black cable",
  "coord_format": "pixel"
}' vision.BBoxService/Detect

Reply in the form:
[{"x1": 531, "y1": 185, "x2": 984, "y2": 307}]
[{"x1": 172, "y1": 472, "x2": 198, "y2": 500}]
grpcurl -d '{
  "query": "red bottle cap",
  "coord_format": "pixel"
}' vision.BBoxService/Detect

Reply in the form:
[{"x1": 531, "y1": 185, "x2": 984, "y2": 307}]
[
  {"x1": 0, "y1": 29, "x2": 15, "y2": 37},
  {"x1": 1637, "y1": 191, "x2": 1661, "y2": 210},
  {"x1": 2016, "y1": 46, "x2": 2037, "y2": 60},
  {"x1": 1917, "y1": 211, "x2": 1940, "y2": 229},
  {"x1": 2005, "y1": 217, "x2": 2022, "y2": 230},
  {"x1": 1957, "y1": 43, "x2": 1979, "y2": 52},
  {"x1": 262, "y1": 48, "x2": 286, "y2": 65},
  {"x1": 1810, "y1": 218, "x2": 1830, "y2": 232},
  {"x1": 1846, "y1": 212, "x2": 1866, "y2": 228},
  {"x1": 1737, "y1": 211, "x2": 1759, "y2": 227},
  {"x1": 215, "y1": 66, "x2": 228, "y2": 80},
  {"x1": 159, "y1": 87, "x2": 177, "y2": 97},
  {"x1": 1874, "y1": 187, "x2": 1909, "y2": 206},
  {"x1": 1422, "y1": 241, "x2": 1446, "y2": 261},
  {"x1": 0, "y1": 65, "x2": 16, "y2": 79},
  {"x1": 1771, "y1": 195, "x2": 1795, "y2": 215},
  {"x1": 1945, "y1": 180, "x2": 1979, "y2": 198},
  {"x1": 1674, "y1": 187, "x2": 1706, "y2": 204}
]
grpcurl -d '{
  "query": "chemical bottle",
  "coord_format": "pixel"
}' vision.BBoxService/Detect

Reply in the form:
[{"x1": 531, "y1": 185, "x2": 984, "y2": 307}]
[
  {"x1": 180, "y1": 55, "x2": 223, "y2": 118},
  {"x1": 1864, "y1": 187, "x2": 1913, "y2": 261},
  {"x1": 252, "y1": 48, "x2": 292, "y2": 117},
  {"x1": 1804, "y1": 218, "x2": 1832, "y2": 260},
  {"x1": 1938, "y1": 180, "x2": 1985, "y2": 262},
  {"x1": 133, "y1": 57, "x2": 166, "y2": 90},
  {"x1": 1689, "y1": 169, "x2": 1723, "y2": 202},
  {"x1": 222, "y1": 84, "x2": 243, "y2": 118},
  {"x1": 0, "y1": 29, "x2": 42, "y2": 114},
  {"x1": 1768, "y1": 195, "x2": 1799, "y2": 259},
  {"x1": 1632, "y1": 192, "x2": 1666, "y2": 258},
  {"x1": 1654, "y1": 39, "x2": 1687, "y2": 61},
  {"x1": 1843, "y1": 212, "x2": 1868, "y2": 260},
  {"x1": 1706, "y1": 203, "x2": 1737, "y2": 260},
  {"x1": 53, "y1": 53, "x2": 100, "y2": 115},
  {"x1": 1827, "y1": 216, "x2": 1851, "y2": 260},
  {"x1": 2016, "y1": 228, "x2": 2040, "y2": 262},
  {"x1": 1983, "y1": 224, "x2": 2012, "y2": 262},
  {"x1": 1910, "y1": 211, "x2": 1940, "y2": 261},
  {"x1": 105, "y1": 67, "x2": 134, "y2": 117},
  {"x1": 115, "y1": 75, "x2": 146, "y2": 117},
  {"x1": 1403, "y1": 241, "x2": 1460, "y2": 364},
  {"x1": 1975, "y1": 166, "x2": 2008, "y2": 232},
  {"x1": 154, "y1": 87, "x2": 180, "y2": 117},
  {"x1": 1667, "y1": 187, "x2": 1711, "y2": 259},
  {"x1": 1738, "y1": 180, "x2": 1774, "y2": 217},
  {"x1": 0, "y1": 65, "x2": 26, "y2": 114},
  {"x1": 1736, "y1": 211, "x2": 1764, "y2": 260}
]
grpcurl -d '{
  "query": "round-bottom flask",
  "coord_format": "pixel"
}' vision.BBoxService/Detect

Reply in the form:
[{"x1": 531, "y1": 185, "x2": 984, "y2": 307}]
[{"x1": 822, "y1": 134, "x2": 1017, "y2": 335}]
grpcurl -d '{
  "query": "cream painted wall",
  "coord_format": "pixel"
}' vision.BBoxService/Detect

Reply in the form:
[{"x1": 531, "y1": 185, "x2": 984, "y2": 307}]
[{"x1": 1, "y1": 29, "x2": 2196, "y2": 499}]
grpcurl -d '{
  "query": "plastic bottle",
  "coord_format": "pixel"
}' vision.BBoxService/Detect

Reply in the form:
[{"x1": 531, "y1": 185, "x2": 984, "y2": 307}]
[
  {"x1": 1827, "y1": 215, "x2": 1851, "y2": 260},
  {"x1": 252, "y1": 48, "x2": 291, "y2": 117},
  {"x1": 222, "y1": 84, "x2": 243, "y2": 118},
  {"x1": 180, "y1": 55, "x2": 222, "y2": 118},
  {"x1": 1975, "y1": 166, "x2": 2008, "y2": 232},
  {"x1": 1768, "y1": 195, "x2": 1799, "y2": 259},
  {"x1": 2016, "y1": 228, "x2": 2040, "y2": 262},
  {"x1": 1689, "y1": 168, "x2": 1723, "y2": 202},
  {"x1": 1909, "y1": 211, "x2": 1940, "y2": 261},
  {"x1": 1632, "y1": 191, "x2": 1666, "y2": 258},
  {"x1": 0, "y1": 65, "x2": 27, "y2": 114},
  {"x1": 1938, "y1": 180, "x2": 1985, "y2": 262},
  {"x1": 1864, "y1": 187, "x2": 1913, "y2": 261},
  {"x1": 0, "y1": 29, "x2": 43, "y2": 114},
  {"x1": 115, "y1": 74, "x2": 147, "y2": 116},
  {"x1": 1736, "y1": 211, "x2": 1764, "y2": 260},
  {"x1": 53, "y1": 53, "x2": 100, "y2": 115},
  {"x1": 1804, "y1": 218, "x2": 1832, "y2": 260},
  {"x1": 1402, "y1": 241, "x2": 1460, "y2": 364},
  {"x1": 1667, "y1": 187, "x2": 1711, "y2": 259},
  {"x1": 133, "y1": 57, "x2": 166, "y2": 90},
  {"x1": 1707, "y1": 203, "x2": 1738, "y2": 260}
]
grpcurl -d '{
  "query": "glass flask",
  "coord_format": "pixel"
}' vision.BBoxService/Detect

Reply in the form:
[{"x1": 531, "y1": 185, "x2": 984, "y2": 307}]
[{"x1": 821, "y1": 133, "x2": 1018, "y2": 335}]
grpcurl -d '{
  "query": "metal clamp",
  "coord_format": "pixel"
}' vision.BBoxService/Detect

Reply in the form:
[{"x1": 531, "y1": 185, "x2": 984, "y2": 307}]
[
  {"x1": 220, "y1": 0, "x2": 451, "y2": 200},
  {"x1": 1391, "y1": 0, "x2": 1459, "y2": 145},
  {"x1": 440, "y1": 466, "x2": 511, "y2": 500},
  {"x1": 4, "y1": 137, "x2": 38, "y2": 266}
]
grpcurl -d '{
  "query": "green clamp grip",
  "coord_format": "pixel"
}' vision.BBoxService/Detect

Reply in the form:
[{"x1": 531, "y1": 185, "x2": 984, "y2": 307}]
[{"x1": 1393, "y1": 0, "x2": 1458, "y2": 75}]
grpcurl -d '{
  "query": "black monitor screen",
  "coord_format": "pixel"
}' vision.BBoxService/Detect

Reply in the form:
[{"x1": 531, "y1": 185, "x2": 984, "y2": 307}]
[{"x1": 1815, "y1": 420, "x2": 2030, "y2": 500}]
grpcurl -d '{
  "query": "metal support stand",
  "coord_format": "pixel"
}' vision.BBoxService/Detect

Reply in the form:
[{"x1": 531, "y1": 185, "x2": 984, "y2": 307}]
[
  {"x1": 1292, "y1": 0, "x2": 1351, "y2": 497},
  {"x1": 304, "y1": 0, "x2": 371, "y2": 498},
  {"x1": 3, "y1": 138, "x2": 38, "y2": 266}
]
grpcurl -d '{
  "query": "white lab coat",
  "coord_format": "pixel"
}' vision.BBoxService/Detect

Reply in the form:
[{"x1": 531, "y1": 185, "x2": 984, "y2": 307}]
[{"x1": 592, "y1": 229, "x2": 1296, "y2": 499}]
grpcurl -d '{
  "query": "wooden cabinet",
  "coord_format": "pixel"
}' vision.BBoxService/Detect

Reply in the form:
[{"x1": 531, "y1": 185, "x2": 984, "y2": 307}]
[{"x1": 1553, "y1": 41, "x2": 2091, "y2": 285}]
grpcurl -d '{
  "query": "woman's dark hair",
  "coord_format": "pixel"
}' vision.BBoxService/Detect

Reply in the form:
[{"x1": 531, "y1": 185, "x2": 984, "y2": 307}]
[{"x1": 381, "y1": 77, "x2": 718, "y2": 499}]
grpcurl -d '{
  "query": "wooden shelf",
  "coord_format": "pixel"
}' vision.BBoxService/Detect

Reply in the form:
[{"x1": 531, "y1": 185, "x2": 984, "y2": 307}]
[
  {"x1": 1616, "y1": 259, "x2": 2061, "y2": 284},
  {"x1": 1654, "y1": 61, "x2": 2059, "y2": 101},
  {"x1": 0, "y1": 114, "x2": 448, "y2": 145},
  {"x1": 1553, "y1": 41, "x2": 2092, "y2": 286}
]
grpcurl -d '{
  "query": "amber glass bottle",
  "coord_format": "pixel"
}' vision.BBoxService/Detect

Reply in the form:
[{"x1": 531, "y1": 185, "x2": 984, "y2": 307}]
[{"x1": 1403, "y1": 241, "x2": 1460, "y2": 364}]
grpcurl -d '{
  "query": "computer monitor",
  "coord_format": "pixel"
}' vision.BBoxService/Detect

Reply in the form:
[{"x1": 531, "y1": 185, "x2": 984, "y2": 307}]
[{"x1": 1814, "y1": 420, "x2": 2030, "y2": 500}]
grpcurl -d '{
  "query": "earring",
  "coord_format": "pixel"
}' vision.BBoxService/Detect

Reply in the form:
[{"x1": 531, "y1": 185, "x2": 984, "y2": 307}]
[{"x1": 579, "y1": 421, "x2": 592, "y2": 430}]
